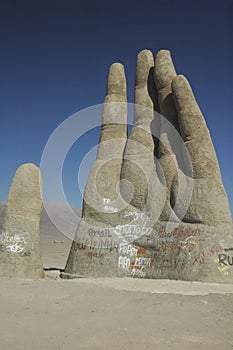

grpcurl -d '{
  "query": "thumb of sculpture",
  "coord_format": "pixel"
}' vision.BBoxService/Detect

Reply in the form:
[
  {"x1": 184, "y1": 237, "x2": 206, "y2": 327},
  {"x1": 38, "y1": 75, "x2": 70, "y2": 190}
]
[{"x1": 0, "y1": 163, "x2": 44, "y2": 279}]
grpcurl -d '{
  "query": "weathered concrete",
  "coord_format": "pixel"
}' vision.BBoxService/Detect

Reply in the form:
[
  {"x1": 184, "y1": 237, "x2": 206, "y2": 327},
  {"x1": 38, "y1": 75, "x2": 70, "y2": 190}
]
[
  {"x1": 135, "y1": 222, "x2": 233, "y2": 283},
  {"x1": 64, "y1": 63, "x2": 128, "y2": 277},
  {"x1": 82, "y1": 62, "x2": 127, "y2": 224},
  {"x1": 121, "y1": 49, "x2": 165, "y2": 216},
  {"x1": 171, "y1": 75, "x2": 232, "y2": 225},
  {"x1": 0, "y1": 163, "x2": 44, "y2": 278},
  {"x1": 154, "y1": 50, "x2": 181, "y2": 222},
  {"x1": 63, "y1": 49, "x2": 233, "y2": 283}
]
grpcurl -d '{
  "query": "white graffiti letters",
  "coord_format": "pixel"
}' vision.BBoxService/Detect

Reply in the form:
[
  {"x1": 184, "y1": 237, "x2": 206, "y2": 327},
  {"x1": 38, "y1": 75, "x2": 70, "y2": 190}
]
[
  {"x1": 115, "y1": 224, "x2": 152, "y2": 237},
  {"x1": 103, "y1": 198, "x2": 118, "y2": 213},
  {"x1": 134, "y1": 257, "x2": 151, "y2": 267},
  {"x1": 118, "y1": 243, "x2": 151, "y2": 278},
  {"x1": 131, "y1": 267, "x2": 146, "y2": 278},
  {"x1": 118, "y1": 256, "x2": 131, "y2": 270},
  {"x1": 118, "y1": 243, "x2": 138, "y2": 257},
  {"x1": 0, "y1": 232, "x2": 27, "y2": 253}
]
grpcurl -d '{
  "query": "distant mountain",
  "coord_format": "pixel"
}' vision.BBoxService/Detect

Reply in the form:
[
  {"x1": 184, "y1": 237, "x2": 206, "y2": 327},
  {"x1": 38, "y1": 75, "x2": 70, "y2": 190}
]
[
  {"x1": 41, "y1": 202, "x2": 81, "y2": 240},
  {"x1": 0, "y1": 202, "x2": 82, "y2": 240},
  {"x1": 0, "y1": 202, "x2": 5, "y2": 231}
]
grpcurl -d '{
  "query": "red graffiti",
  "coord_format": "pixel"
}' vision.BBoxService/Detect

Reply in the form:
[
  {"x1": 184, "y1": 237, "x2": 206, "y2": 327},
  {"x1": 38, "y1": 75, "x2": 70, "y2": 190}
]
[
  {"x1": 87, "y1": 251, "x2": 105, "y2": 259},
  {"x1": 193, "y1": 245, "x2": 224, "y2": 265}
]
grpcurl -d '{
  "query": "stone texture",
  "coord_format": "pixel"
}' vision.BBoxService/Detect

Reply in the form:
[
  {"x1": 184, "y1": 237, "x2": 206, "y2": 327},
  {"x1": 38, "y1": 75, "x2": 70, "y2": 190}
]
[
  {"x1": 63, "y1": 63, "x2": 128, "y2": 277},
  {"x1": 0, "y1": 163, "x2": 44, "y2": 278},
  {"x1": 82, "y1": 62, "x2": 127, "y2": 223},
  {"x1": 120, "y1": 49, "x2": 165, "y2": 218},
  {"x1": 154, "y1": 50, "x2": 181, "y2": 222},
  {"x1": 171, "y1": 75, "x2": 232, "y2": 225},
  {"x1": 135, "y1": 222, "x2": 233, "y2": 283},
  {"x1": 63, "y1": 49, "x2": 233, "y2": 283}
]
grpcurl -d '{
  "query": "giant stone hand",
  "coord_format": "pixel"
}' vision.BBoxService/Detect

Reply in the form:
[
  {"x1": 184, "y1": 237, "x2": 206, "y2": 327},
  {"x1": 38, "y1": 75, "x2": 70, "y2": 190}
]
[{"x1": 63, "y1": 49, "x2": 233, "y2": 282}]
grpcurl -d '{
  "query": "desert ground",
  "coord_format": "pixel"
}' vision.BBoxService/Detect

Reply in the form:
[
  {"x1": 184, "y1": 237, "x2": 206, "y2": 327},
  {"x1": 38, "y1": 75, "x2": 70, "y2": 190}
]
[{"x1": 0, "y1": 203, "x2": 233, "y2": 350}]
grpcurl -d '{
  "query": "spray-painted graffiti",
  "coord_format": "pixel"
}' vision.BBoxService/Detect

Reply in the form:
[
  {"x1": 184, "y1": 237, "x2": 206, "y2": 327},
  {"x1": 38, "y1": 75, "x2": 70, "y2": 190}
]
[
  {"x1": 156, "y1": 226, "x2": 200, "y2": 241},
  {"x1": 131, "y1": 267, "x2": 147, "y2": 278},
  {"x1": 153, "y1": 227, "x2": 199, "y2": 271},
  {"x1": 115, "y1": 211, "x2": 153, "y2": 240},
  {"x1": 114, "y1": 224, "x2": 152, "y2": 239},
  {"x1": 88, "y1": 228, "x2": 112, "y2": 238},
  {"x1": 87, "y1": 251, "x2": 105, "y2": 259},
  {"x1": 103, "y1": 198, "x2": 118, "y2": 213},
  {"x1": 0, "y1": 232, "x2": 27, "y2": 253},
  {"x1": 118, "y1": 243, "x2": 151, "y2": 278},
  {"x1": 118, "y1": 256, "x2": 131, "y2": 270},
  {"x1": 74, "y1": 236, "x2": 118, "y2": 251},
  {"x1": 152, "y1": 229, "x2": 200, "y2": 273},
  {"x1": 218, "y1": 248, "x2": 233, "y2": 267},
  {"x1": 134, "y1": 256, "x2": 151, "y2": 267},
  {"x1": 124, "y1": 211, "x2": 152, "y2": 221},
  {"x1": 118, "y1": 243, "x2": 138, "y2": 257},
  {"x1": 153, "y1": 226, "x2": 232, "y2": 276},
  {"x1": 193, "y1": 245, "x2": 224, "y2": 266},
  {"x1": 157, "y1": 235, "x2": 197, "y2": 255}
]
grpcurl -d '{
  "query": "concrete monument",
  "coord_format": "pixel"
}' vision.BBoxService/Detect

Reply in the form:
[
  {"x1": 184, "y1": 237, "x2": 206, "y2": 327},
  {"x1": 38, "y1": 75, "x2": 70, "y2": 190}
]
[
  {"x1": 63, "y1": 49, "x2": 233, "y2": 282},
  {"x1": 0, "y1": 163, "x2": 44, "y2": 278}
]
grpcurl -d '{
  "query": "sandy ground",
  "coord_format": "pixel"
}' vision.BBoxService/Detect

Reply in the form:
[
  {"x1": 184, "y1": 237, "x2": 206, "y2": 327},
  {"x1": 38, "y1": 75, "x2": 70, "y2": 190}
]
[{"x1": 0, "y1": 234, "x2": 233, "y2": 350}]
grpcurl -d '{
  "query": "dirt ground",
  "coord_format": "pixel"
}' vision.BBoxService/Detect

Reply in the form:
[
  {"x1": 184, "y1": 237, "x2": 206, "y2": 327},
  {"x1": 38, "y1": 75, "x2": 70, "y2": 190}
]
[{"x1": 0, "y1": 234, "x2": 233, "y2": 350}]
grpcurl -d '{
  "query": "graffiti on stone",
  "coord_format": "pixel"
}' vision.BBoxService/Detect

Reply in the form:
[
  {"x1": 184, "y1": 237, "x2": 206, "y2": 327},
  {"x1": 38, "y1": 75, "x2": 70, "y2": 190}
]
[
  {"x1": 0, "y1": 232, "x2": 28, "y2": 254},
  {"x1": 218, "y1": 248, "x2": 233, "y2": 267},
  {"x1": 103, "y1": 198, "x2": 118, "y2": 213},
  {"x1": 118, "y1": 243, "x2": 151, "y2": 278}
]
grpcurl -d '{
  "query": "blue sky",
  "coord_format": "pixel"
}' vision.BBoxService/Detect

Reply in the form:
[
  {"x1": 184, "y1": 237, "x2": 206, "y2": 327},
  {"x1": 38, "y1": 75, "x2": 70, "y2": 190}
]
[{"x1": 0, "y1": 0, "x2": 233, "y2": 213}]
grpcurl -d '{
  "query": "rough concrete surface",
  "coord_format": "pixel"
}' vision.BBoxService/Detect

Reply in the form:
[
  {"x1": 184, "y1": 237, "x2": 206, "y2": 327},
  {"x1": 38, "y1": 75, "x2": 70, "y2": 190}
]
[
  {"x1": 0, "y1": 163, "x2": 44, "y2": 278},
  {"x1": 63, "y1": 49, "x2": 233, "y2": 283}
]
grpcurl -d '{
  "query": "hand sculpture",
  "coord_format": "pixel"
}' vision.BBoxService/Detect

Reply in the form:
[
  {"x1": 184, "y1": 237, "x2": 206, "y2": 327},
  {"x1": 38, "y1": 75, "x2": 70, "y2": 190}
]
[
  {"x1": 0, "y1": 164, "x2": 44, "y2": 278},
  {"x1": 63, "y1": 49, "x2": 233, "y2": 282}
]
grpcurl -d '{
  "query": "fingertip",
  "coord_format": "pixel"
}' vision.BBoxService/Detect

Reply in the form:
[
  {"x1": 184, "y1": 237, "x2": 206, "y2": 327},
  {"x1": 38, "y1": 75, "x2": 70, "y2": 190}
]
[
  {"x1": 109, "y1": 62, "x2": 125, "y2": 72},
  {"x1": 107, "y1": 62, "x2": 126, "y2": 95},
  {"x1": 172, "y1": 74, "x2": 189, "y2": 90},
  {"x1": 154, "y1": 49, "x2": 176, "y2": 90},
  {"x1": 172, "y1": 74, "x2": 194, "y2": 111},
  {"x1": 137, "y1": 49, "x2": 154, "y2": 60},
  {"x1": 136, "y1": 49, "x2": 154, "y2": 83},
  {"x1": 157, "y1": 49, "x2": 172, "y2": 56}
]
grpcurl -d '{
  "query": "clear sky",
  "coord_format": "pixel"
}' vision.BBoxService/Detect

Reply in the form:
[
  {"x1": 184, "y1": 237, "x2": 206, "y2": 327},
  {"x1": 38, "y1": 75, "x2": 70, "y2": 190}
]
[{"x1": 0, "y1": 0, "x2": 233, "y2": 213}]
